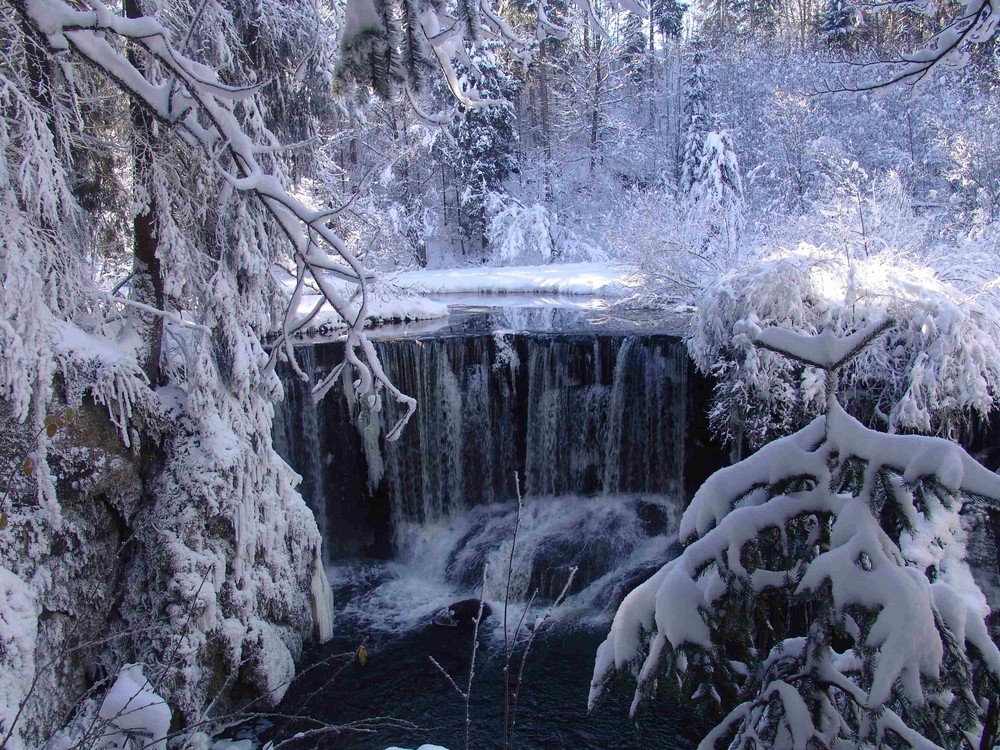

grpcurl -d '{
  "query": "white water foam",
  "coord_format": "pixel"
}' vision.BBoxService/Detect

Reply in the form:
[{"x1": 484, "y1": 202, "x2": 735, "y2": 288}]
[{"x1": 327, "y1": 494, "x2": 684, "y2": 639}]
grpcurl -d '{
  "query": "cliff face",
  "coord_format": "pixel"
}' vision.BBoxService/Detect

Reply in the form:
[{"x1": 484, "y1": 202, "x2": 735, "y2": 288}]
[
  {"x1": 0, "y1": 396, "x2": 144, "y2": 749},
  {"x1": 0, "y1": 385, "x2": 331, "y2": 748},
  {"x1": 966, "y1": 506, "x2": 1000, "y2": 637}
]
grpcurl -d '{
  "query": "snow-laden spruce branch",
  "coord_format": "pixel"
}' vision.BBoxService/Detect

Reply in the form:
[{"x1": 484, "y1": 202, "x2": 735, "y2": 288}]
[
  {"x1": 753, "y1": 317, "x2": 893, "y2": 373},
  {"x1": 591, "y1": 322, "x2": 1000, "y2": 750},
  {"x1": 12, "y1": 0, "x2": 416, "y2": 437},
  {"x1": 816, "y1": 0, "x2": 997, "y2": 91}
]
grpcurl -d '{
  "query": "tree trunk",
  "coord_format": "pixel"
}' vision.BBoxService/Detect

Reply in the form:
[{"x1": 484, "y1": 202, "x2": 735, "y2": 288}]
[
  {"x1": 590, "y1": 36, "x2": 603, "y2": 176},
  {"x1": 648, "y1": 5, "x2": 656, "y2": 133},
  {"x1": 125, "y1": 0, "x2": 164, "y2": 386},
  {"x1": 538, "y1": 44, "x2": 554, "y2": 203}
]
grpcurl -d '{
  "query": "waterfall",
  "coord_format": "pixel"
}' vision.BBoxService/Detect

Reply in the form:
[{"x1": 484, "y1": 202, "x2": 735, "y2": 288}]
[
  {"x1": 275, "y1": 331, "x2": 700, "y2": 562},
  {"x1": 273, "y1": 347, "x2": 328, "y2": 543}
]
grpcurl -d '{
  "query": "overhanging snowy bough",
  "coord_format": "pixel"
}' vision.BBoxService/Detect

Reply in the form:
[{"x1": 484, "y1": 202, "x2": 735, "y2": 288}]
[
  {"x1": 589, "y1": 318, "x2": 1000, "y2": 750},
  {"x1": 12, "y1": 0, "x2": 416, "y2": 437}
]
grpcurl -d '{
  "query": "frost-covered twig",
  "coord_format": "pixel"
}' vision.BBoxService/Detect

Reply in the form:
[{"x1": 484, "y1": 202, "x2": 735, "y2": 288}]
[
  {"x1": 463, "y1": 570, "x2": 488, "y2": 750},
  {"x1": 508, "y1": 566, "x2": 576, "y2": 746},
  {"x1": 427, "y1": 568, "x2": 487, "y2": 750},
  {"x1": 502, "y1": 472, "x2": 523, "y2": 750},
  {"x1": 152, "y1": 566, "x2": 212, "y2": 694},
  {"x1": 259, "y1": 714, "x2": 421, "y2": 748},
  {"x1": 428, "y1": 656, "x2": 466, "y2": 699},
  {"x1": 96, "y1": 292, "x2": 211, "y2": 334},
  {"x1": 292, "y1": 637, "x2": 370, "y2": 716}
]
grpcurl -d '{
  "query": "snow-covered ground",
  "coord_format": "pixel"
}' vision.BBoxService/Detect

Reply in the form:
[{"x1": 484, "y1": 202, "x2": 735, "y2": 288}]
[
  {"x1": 393, "y1": 262, "x2": 642, "y2": 296},
  {"x1": 276, "y1": 273, "x2": 449, "y2": 335},
  {"x1": 277, "y1": 263, "x2": 643, "y2": 336}
]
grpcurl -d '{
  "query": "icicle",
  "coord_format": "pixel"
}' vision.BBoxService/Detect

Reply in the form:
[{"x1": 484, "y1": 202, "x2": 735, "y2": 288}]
[{"x1": 310, "y1": 551, "x2": 335, "y2": 643}]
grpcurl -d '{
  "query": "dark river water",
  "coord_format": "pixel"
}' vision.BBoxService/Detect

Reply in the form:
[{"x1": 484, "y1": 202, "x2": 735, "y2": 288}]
[{"x1": 267, "y1": 564, "x2": 708, "y2": 750}]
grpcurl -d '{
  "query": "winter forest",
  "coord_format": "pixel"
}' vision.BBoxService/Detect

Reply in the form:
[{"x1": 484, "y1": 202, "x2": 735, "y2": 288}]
[{"x1": 3, "y1": 0, "x2": 1000, "y2": 744}]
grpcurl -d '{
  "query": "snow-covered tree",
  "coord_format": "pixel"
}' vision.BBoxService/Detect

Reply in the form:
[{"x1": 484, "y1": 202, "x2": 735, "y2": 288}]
[
  {"x1": 818, "y1": 0, "x2": 858, "y2": 49},
  {"x1": 455, "y1": 42, "x2": 520, "y2": 249},
  {"x1": 591, "y1": 320, "x2": 1000, "y2": 750},
  {"x1": 680, "y1": 37, "x2": 710, "y2": 197},
  {"x1": 829, "y1": 0, "x2": 1000, "y2": 89},
  {"x1": 689, "y1": 245, "x2": 1000, "y2": 451},
  {"x1": 621, "y1": 12, "x2": 649, "y2": 83},
  {"x1": 0, "y1": 0, "x2": 404, "y2": 736},
  {"x1": 729, "y1": 0, "x2": 781, "y2": 39},
  {"x1": 688, "y1": 130, "x2": 746, "y2": 258},
  {"x1": 934, "y1": 100, "x2": 1000, "y2": 221},
  {"x1": 650, "y1": 0, "x2": 685, "y2": 40}
]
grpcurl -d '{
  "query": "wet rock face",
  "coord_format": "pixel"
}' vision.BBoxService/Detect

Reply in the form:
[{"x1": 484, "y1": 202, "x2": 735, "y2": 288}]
[
  {"x1": 432, "y1": 599, "x2": 492, "y2": 629},
  {"x1": 0, "y1": 396, "x2": 145, "y2": 747},
  {"x1": 964, "y1": 506, "x2": 1000, "y2": 634},
  {"x1": 2, "y1": 386, "x2": 326, "y2": 743}
]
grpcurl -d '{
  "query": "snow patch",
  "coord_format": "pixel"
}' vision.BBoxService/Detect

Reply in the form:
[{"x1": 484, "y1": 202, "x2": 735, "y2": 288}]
[
  {"x1": 393, "y1": 262, "x2": 642, "y2": 297},
  {"x1": 97, "y1": 664, "x2": 171, "y2": 750},
  {"x1": 0, "y1": 568, "x2": 37, "y2": 750}
]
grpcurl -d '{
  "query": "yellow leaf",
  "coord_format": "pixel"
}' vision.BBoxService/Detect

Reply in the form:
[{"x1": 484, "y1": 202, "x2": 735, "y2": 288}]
[
  {"x1": 64, "y1": 407, "x2": 75, "y2": 424},
  {"x1": 357, "y1": 645, "x2": 368, "y2": 666},
  {"x1": 21, "y1": 458, "x2": 34, "y2": 476},
  {"x1": 0, "y1": 513, "x2": 7, "y2": 531},
  {"x1": 46, "y1": 423, "x2": 58, "y2": 438}
]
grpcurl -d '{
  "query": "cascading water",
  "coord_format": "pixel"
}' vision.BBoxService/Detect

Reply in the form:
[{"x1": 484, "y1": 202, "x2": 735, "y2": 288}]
[
  {"x1": 275, "y1": 330, "x2": 700, "y2": 569},
  {"x1": 268, "y1": 320, "x2": 719, "y2": 749}
]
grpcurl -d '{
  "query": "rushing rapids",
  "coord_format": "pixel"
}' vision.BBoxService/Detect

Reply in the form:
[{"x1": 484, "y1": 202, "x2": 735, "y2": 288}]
[{"x1": 274, "y1": 329, "x2": 711, "y2": 563}]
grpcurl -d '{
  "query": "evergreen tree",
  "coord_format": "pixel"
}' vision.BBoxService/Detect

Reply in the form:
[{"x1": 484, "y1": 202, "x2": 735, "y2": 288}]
[
  {"x1": 591, "y1": 321, "x2": 1000, "y2": 750},
  {"x1": 690, "y1": 130, "x2": 745, "y2": 255},
  {"x1": 730, "y1": 0, "x2": 782, "y2": 39},
  {"x1": 454, "y1": 43, "x2": 520, "y2": 249},
  {"x1": 680, "y1": 37, "x2": 710, "y2": 196},
  {"x1": 621, "y1": 13, "x2": 648, "y2": 84},
  {"x1": 650, "y1": 0, "x2": 685, "y2": 40},
  {"x1": 818, "y1": 0, "x2": 858, "y2": 50},
  {"x1": 335, "y1": 0, "x2": 470, "y2": 101}
]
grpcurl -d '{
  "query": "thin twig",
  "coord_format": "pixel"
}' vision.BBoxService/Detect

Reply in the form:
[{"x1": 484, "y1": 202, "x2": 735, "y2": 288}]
[
  {"x1": 509, "y1": 566, "x2": 577, "y2": 746},
  {"x1": 464, "y1": 569, "x2": 488, "y2": 750},
  {"x1": 502, "y1": 472, "x2": 523, "y2": 750},
  {"x1": 428, "y1": 656, "x2": 466, "y2": 699}
]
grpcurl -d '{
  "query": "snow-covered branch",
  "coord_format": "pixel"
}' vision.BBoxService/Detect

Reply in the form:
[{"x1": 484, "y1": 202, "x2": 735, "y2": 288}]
[
  {"x1": 13, "y1": 0, "x2": 416, "y2": 436},
  {"x1": 753, "y1": 317, "x2": 893, "y2": 372},
  {"x1": 592, "y1": 323, "x2": 1000, "y2": 750},
  {"x1": 822, "y1": 0, "x2": 998, "y2": 90}
]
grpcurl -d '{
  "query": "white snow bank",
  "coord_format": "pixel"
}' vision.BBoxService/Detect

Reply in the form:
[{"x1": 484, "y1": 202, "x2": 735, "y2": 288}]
[
  {"x1": 98, "y1": 664, "x2": 171, "y2": 750},
  {"x1": 0, "y1": 567, "x2": 37, "y2": 750},
  {"x1": 273, "y1": 262, "x2": 640, "y2": 336},
  {"x1": 275, "y1": 273, "x2": 448, "y2": 335},
  {"x1": 392, "y1": 263, "x2": 642, "y2": 297}
]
